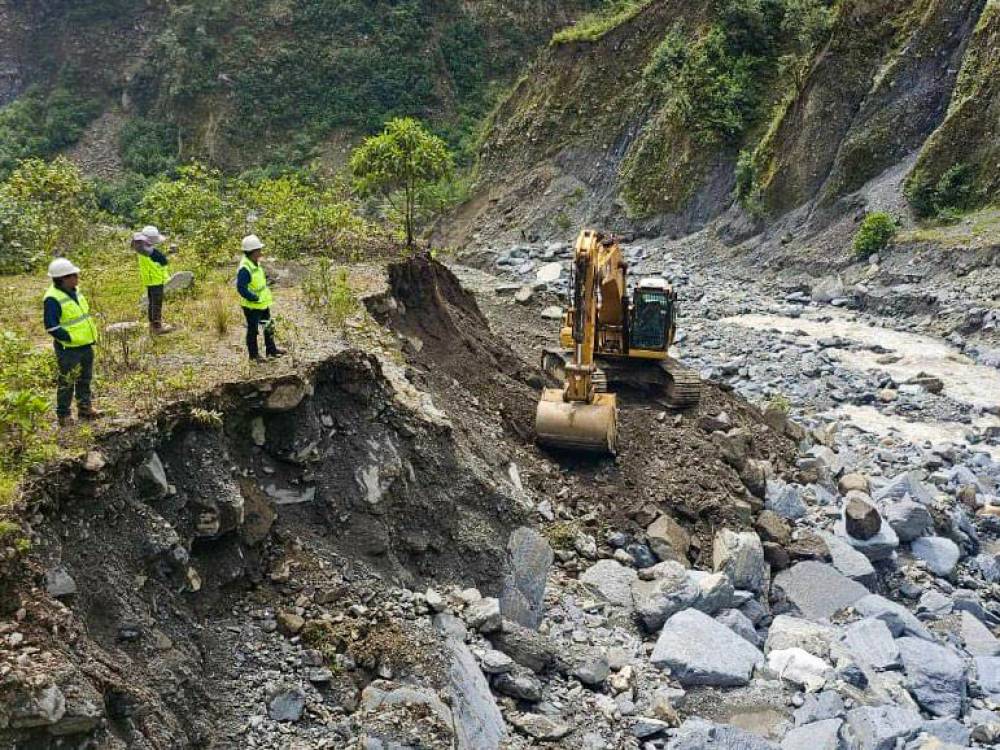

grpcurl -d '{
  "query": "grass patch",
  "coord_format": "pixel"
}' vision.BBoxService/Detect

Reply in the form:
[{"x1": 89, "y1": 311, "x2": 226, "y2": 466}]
[
  {"x1": 552, "y1": 0, "x2": 656, "y2": 45},
  {"x1": 896, "y1": 205, "x2": 1000, "y2": 247}
]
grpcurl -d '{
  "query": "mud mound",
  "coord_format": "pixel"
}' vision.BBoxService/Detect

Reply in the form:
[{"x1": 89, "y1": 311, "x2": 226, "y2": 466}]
[{"x1": 374, "y1": 253, "x2": 528, "y2": 382}]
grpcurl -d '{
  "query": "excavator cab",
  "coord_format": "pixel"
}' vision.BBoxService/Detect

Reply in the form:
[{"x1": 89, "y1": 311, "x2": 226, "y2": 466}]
[{"x1": 629, "y1": 278, "x2": 676, "y2": 353}]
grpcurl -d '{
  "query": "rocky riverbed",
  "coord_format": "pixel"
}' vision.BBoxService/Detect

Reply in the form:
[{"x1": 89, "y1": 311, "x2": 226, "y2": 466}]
[{"x1": 3, "y1": 249, "x2": 1000, "y2": 749}]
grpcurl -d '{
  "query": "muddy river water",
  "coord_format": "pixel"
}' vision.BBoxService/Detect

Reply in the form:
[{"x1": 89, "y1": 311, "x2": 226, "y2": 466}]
[{"x1": 723, "y1": 311, "x2": 1000, "y2": 459}]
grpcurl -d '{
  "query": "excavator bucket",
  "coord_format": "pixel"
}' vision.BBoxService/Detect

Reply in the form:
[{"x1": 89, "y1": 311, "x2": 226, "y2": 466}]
[{"x1": 535, "y1": 388, "x2": 618, "y2": 455}]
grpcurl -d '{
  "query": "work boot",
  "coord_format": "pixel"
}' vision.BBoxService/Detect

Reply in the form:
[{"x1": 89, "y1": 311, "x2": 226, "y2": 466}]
[
  {"x1": 78, "y1": 406, "x2": 103, "y2": 421},
  {"x1": 151, "y1": 323, "x2": 176, "y2": 335},
  {"x1": 57, "y1": 415, "x2": 76, "y2": 428},
  {"x1": 266, "y1": 348, "x2": 287, "y2": 359},
  {"x1": 249, "y1": 355, "x2": 267, "y2": 364}
]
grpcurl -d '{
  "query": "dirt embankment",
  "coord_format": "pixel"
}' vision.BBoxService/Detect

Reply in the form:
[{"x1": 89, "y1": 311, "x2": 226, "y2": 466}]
[{"x1": 1, "y1": 256, "x2": 800, "y2": 746}]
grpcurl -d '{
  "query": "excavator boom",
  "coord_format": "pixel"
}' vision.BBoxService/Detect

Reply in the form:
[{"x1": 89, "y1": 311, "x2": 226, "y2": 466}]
[{"x1": 535, "y1": 230, "x2": 619, "y2": 454}]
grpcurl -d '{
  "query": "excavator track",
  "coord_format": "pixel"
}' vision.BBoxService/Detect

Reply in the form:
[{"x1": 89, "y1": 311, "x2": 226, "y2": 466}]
[
  {"x1": 660, "y1": 357, "x2": 702, "y2": 409},
  {"x1": 541, "y1": 349, "x2": 702, "y2": 409}
]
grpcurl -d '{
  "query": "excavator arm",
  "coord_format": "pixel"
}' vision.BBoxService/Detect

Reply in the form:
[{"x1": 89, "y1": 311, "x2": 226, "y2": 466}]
[{"x1": 535, "y1": 230, "x2": 619, "y2": 454}]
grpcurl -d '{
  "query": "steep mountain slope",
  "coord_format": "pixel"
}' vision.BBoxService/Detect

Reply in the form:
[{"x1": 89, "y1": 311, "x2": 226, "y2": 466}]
[
  {"x1": 458, "y1": 0, "x2": 996, "y2": 247},
  {"x1": 0, "y1": 0, "x2": 601, "y2": 172}
]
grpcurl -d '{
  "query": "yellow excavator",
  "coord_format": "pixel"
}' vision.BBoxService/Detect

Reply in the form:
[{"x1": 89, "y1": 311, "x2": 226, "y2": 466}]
[{"x1": 534, "y1": 229, "x2": 702, "y2": 454}]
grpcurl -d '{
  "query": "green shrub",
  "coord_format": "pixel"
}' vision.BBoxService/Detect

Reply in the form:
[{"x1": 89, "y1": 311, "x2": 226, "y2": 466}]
[
  {"x1": 853, "y1": 212, "x2": 896, "y2": 258},
  {"x1": 905, "y1": 163, "x2": 975, "y2": 219},
  {"x1": 93, "y1": 173, "x2": 153, "y2": 224},
  {"x1": 644, "y1": 26, "x2": 689, "y2": 87},
  {"x1": 302, "y1": 261, "x2": 359, "y2": 328},
  {"x1": 140, "y1": 164, "x2": 239, "y2": 265},
  {"x1": 120, "y1": 118, "x2": 179, "y2": 176},
  {"x1": 238, "y1": 174, "x2": 371, "y2": 259},
  {"x1": 0, "y1": 85, "x2": 102, "y2": 178},
  {"x1": 672, "y1": 27, "x2": 761, "y2": 144},
  {"x1": 0, "y1": 331, "x2": 57, "y2": 479},
  {"x1": 0, "y1": 158, "x2": 95, "y2": 273}
]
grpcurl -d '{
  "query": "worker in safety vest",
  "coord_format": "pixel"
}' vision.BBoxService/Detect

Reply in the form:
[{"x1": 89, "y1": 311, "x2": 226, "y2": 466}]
[
  {"x1": 134, "y1": 225, "x2": 175, "y2": 334},
  {"x1": 43, "y1": 258, "x2": 101, "y2": 426},
  {"x1": 236, "y1": 235, "x2": 285, "y2": 362}
]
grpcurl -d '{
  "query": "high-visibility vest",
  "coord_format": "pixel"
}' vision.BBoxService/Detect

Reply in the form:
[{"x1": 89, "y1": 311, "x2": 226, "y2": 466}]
[
  {"x1": 44, "y1": 286, "x2": 98, "y2": 347},
  {"x1": 238, "y1": 256, "x2": 272, "y2": 310},
  {"x1": 137, "y1": 252, "x2": 169, "y2": 287}
]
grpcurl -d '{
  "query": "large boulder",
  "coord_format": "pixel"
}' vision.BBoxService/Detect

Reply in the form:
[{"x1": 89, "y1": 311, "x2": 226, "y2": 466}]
[
  {"x1": 765, "y1": 615, "x2": 838, "y2": 660},
  {"x1": 651, "y1": 608, "x2": 764, "y2": 687},
  {"x1": 959, "y1": 611, "x2": 1000, "y2": 657},
  {"x1": 844, "y1": 705, "x2": 923, "y2": 750},
  {"x1": 875, "y1": 471, "x2": 934, "y2": 506},
  {"x1": 854, "y1": 594, "x2": 932, "y2": 640},
  {"x1": 713, "y1": 529, "x2": 768, "y2": 593},
  {"x1": 631, "y1": 562, "x2": 700, "y2": 631},
  {"x1": 818, "y1": 532, "x2": 876, "y2": 587},
  {"x1": 911, "y1": 536, "x2": 961, "y2": 578},
  {"x1": 897, "y1": 637, "x2": 967, "y2": 718},
  {"x1": 975, "y1": 656, "x2": 1000, "y2": 699},
  {"x1": 444, "y1": 639, "x2": 506, "y2": 750},
  {"x1": 772, "y1": 561, "x2": 869, "y2": 620},
  {"x1": 841, "y1": 618, "x2": 900, "y2": 671},
  {"x1": 768, "y1": 647, "x2": 832, "y2": 691},
  {"x1": 647, "y1": 515, "x2": 691, "y2": 563},
  {"x1": 883, "y1": 499, "x2": 932, "y2": 542},
  {"x1": 499, "y1": 527, "x2": 553, "y2": 629},
  {"x1": 579, "y1": 559, "x2": 637, "y2": 611},
  {"x1": 844, "y1": 496, "x2": 882, "y2": 540},
  {"x1": 135, "y1": 451, "x2": 169, "y2": 500},
  {"x1": 780, "y1": 718, "x2": 843, "y2": 750}
]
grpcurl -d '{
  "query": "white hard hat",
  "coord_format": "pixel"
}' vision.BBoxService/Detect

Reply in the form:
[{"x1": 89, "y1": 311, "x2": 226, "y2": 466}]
[
  {"x1": 47, "y1": 257, "x2": 81, "y2": 278},
  {"x1": 141, "y1": 225, "x2": 167, "y2": 244},
  {"x1": 242, "y1": 234, "x2": 264, "y2": 253}
]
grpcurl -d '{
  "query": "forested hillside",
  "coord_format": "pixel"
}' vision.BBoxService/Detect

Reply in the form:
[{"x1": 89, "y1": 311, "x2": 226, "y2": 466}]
[{"x1": 0, "y1": 0, "x2": 600, "y2": 175}]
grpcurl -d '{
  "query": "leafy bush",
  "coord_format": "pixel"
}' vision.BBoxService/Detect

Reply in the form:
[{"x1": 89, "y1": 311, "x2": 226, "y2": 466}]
[
  {"x1": 644, "y1": 26, "x2": 689, "y2": 86},
  {"x1": 93, "y1": 173, "x2": 153, "y2": 225},
  {"x1": 0, "y1": 84, "x2": 102, "y2": 178},
  {"x1": 853, "y1": 212, "x2": 897, "y2": 258},
  {"x1": 351, "y1": 118, "x2": 453, "y2": 248},
  {"x1": 672, "y1": 27, "x2": 761, "y2": 144},
  {"x1": 140, "y1": 164, "x2": 239, "y2": 265},
  {"x1": 238, "y1": 174, "x2": 371, "y2": 259},
  {"x1": 302, "y1": 261, "x2": 358, "y2": 328},
  {"x1": 0, "y1": 332, "x2": 57, "y2": 481},
  {"x1": 905, "y1": 163, "x2": 976, "y2": 219},
  {"x1": 0, "y1": 158, "x2": 95, "y2": 273},
  {"x1": 120, "y1": 118, "x2": 179, "y2": 176}
]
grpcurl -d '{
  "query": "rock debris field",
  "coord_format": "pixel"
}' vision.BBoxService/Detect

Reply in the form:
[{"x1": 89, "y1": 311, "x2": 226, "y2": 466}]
[{"x1": 3, "y1": 248, "x2": 1000, "y2": 750}]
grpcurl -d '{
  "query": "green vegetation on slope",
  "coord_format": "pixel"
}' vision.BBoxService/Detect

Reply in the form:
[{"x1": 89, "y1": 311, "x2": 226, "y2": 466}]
[{"x1": 551, "y1": 0, "x2": 657, "y2": 44}]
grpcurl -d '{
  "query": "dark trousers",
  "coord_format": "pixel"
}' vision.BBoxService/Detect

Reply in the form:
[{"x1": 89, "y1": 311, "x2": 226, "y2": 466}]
[
  {"x1": 242, "y1": 307, "x2": 277, "y2": 359},
  {"x1": 55, "y1": 344, "x2": 94, "y2": 417},
  {"x1": 147, "y1": 285, "x2": 164, "y2": 325}
]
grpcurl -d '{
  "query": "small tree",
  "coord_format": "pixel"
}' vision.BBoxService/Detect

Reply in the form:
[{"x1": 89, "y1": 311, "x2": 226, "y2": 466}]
[
  {"x1": 853, "y1": 211, "x2": 896, "y2": 259},
  {"x1": 350, "y1": 118, "x2": 453, "y2": 249}
]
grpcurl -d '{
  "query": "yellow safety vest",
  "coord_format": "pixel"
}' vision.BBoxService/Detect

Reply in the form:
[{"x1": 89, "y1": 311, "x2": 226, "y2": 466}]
[
  {"x1": 44, "y1": 286, "x2": 98, "y2": 348},
  {"x1": 238, "y1": 256, "x2": 272, "y2": 310},
  {"x1": 137, "y1": 252, "x2": 169, "y2": 287}
]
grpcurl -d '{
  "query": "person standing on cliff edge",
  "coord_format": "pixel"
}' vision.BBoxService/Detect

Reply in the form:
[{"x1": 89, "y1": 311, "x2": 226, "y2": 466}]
[
  {"x1": 43, "y1": 258, "x2": 101, "y2": 426},
  {"x1": 236, "y1": 235, "x2": 285, "y2": 363}
]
